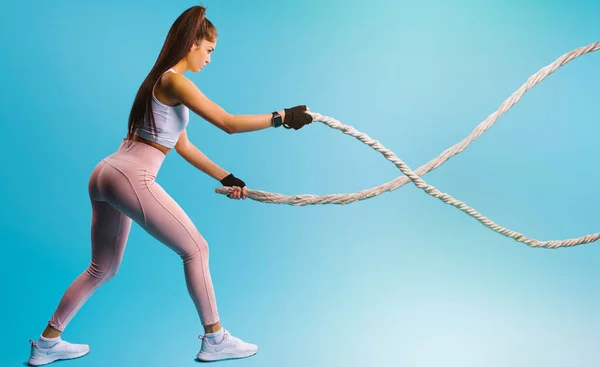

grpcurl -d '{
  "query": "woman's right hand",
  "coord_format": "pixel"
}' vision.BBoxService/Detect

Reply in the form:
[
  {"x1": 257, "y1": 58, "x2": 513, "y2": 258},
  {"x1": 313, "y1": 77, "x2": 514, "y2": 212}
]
[{"x1": 283, "y1": 105, "x2": 313, "y2": 130}]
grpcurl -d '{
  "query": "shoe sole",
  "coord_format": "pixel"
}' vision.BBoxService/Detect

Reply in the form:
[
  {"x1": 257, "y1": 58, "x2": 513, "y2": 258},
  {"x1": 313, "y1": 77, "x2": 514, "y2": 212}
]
[
  {"x1": 197, "y1": 349, "x2": 258, "y2": 362},
  {"x1": 27, "y1": 349, "x2": 90, "y2": 366}
]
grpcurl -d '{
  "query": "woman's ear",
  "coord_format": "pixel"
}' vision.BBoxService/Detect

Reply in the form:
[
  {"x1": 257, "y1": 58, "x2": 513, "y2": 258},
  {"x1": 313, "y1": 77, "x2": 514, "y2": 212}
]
[{"x1": 190, "y1": 41, "x2": 200, "y2": 52}]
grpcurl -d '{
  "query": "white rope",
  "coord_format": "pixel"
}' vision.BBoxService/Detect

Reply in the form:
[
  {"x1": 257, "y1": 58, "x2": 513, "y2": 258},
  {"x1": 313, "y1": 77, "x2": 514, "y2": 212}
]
[{"x1": 215, "y1": 41, "x2": 600, "y2": 249}]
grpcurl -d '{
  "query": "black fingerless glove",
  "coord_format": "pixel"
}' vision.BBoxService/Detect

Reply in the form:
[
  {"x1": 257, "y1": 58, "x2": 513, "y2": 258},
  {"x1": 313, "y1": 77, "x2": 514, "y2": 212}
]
[
  {"x1": 220, "y1": 173, "x2": 246, "y2": 188},
  {"x1": 283, "y1": 105, "x2": 313, "y2": 130}
]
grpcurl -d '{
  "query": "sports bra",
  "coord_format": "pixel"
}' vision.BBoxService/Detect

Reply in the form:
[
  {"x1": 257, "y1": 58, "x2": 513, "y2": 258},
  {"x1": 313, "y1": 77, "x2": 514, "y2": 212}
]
[{"x1": 133, "y1": 68, "x2": 189, "y2": 148}]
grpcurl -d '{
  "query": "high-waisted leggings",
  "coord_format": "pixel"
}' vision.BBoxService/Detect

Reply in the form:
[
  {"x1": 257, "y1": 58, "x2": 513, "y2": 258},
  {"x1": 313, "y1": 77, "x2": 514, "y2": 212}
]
[{"x1": 48, "y1": 138, "x2": 219, "y2": 331}]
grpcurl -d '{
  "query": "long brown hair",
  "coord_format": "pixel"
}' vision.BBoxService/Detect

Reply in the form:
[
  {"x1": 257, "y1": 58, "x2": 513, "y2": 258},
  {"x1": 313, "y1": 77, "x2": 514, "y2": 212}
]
[{"x1": 127, "y1": 5, "x2": 217, "y2": 139}]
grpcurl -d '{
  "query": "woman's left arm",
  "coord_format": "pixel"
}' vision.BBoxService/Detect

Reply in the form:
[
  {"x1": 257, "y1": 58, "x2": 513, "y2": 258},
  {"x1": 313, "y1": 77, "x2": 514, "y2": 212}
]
[{"x1": 175, "y1": 129, "x2": 229, "y2": 181}]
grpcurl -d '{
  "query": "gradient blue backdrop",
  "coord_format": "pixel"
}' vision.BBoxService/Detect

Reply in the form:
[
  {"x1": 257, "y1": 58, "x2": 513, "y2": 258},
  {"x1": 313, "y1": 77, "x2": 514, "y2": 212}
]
[{"x1": 2, "y1": 1, "x2": 600, "y2": 366}]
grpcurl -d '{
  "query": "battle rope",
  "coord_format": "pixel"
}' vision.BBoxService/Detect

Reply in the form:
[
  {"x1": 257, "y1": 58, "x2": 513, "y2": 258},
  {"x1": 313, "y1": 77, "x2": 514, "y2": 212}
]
[{"x1": 216, "y1": 41, "x2": 600, "y2": 249}]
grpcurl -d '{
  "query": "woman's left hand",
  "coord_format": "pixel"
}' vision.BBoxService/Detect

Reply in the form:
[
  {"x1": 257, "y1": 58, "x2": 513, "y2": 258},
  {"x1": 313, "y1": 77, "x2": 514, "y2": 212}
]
[
  {"x1": 220, "y1": 173, "x2": 247, "y2": 200},
  {"x1": 228, "y1": 186, "x2": 246, "y2": 200}
]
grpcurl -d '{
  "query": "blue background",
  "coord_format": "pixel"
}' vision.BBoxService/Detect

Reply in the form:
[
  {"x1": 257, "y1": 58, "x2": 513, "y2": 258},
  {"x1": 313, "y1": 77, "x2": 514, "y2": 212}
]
[{"x1": 2, "y1": 0, "x2": 600, "y2": 366}]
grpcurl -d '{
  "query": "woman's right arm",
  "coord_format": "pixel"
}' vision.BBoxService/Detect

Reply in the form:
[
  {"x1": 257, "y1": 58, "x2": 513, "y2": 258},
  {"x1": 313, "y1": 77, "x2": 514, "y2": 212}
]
[{"x1": 165, "y1": 73, "x2": 284, "y2": 134}]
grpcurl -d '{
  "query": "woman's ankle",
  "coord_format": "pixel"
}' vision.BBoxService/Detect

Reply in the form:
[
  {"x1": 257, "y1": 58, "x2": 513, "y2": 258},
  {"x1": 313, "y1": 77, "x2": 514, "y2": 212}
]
[
  {"x1": 203, "y1": 321, "x2": 222, "y2": 334},
  {"x1": 41, "y1": 324, "x2": 62, "y2": 338}
]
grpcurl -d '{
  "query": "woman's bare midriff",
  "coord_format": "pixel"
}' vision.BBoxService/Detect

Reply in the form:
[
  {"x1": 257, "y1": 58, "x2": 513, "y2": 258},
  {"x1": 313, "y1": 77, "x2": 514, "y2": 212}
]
[{"x1": 126, "y1": 133, "x2": 171, "y2": 155}]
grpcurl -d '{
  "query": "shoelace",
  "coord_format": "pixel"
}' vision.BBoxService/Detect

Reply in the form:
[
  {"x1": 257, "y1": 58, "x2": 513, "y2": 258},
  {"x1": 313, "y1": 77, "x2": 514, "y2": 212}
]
[
  {"x1": 223, "y1": 331, "x2": 239, "y2": 343},
  {"x1": 198, "y1": 329, "x2": 237, "y2": 343}
]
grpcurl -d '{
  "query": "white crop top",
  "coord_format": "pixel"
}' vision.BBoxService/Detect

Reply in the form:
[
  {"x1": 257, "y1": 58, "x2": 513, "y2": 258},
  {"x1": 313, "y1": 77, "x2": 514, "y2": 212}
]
[{"x1": 134, "y1": 68, "x2": 189, "y2": 148}]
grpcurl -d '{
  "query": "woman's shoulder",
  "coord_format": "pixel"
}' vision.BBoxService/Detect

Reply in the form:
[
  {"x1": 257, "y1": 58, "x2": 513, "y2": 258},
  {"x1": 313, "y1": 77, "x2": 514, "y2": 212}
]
[
  {"x1": 155, "y1": 71, "x2": 191, "y2": 107},
  {"x1": 161, "y1": 71, "x2": 193, "y2": 91},
  {"x1": 160, "y1": 72, "x2": 204, "y2": 105}
]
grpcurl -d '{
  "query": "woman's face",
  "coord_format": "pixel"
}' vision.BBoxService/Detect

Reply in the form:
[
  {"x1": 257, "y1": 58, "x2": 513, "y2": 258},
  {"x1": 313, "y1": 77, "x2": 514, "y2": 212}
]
[{"x1": 187, "y1": 38, "x2": 216, "y2": 72}]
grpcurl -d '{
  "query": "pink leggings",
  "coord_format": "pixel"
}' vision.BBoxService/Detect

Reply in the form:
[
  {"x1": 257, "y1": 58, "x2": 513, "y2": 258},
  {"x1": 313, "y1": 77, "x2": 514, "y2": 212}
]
[{"x1": 48, "y1": 138, "x2": 219, "y2": 331}]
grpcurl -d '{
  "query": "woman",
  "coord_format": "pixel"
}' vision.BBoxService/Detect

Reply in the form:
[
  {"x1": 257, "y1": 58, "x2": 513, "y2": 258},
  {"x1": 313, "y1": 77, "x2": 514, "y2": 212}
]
[{"x1": 27, "y1": 5, "x2": 313, "y2": 366}]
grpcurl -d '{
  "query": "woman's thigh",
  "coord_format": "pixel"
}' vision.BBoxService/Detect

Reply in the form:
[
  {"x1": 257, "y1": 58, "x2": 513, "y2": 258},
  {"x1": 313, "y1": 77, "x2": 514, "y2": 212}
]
[{"x1": 95, "y1": 159, "x2": 208, "y2": 258}]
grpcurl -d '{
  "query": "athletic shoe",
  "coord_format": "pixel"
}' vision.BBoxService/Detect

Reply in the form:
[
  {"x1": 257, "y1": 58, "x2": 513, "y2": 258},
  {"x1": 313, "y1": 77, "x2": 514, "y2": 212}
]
[
  {"x1": 196, "y1": 329, "x2": 258, "y2": 362},
  {"x1": 27, "y1": 337, "x2": 90, "y2": 366}
]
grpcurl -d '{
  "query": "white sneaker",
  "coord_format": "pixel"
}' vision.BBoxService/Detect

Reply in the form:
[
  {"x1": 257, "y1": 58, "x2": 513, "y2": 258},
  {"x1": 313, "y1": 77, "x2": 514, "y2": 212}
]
[
  {"x1": 27, "y1": 337, "x2": 90, "y2": 366},
  {"x1": 196, "y1": 329, "x2": 258, "y2": 362}
]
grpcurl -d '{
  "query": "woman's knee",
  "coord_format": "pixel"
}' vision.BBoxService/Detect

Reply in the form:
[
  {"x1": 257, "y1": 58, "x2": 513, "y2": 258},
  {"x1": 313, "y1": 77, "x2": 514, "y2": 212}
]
[
  {"x1": 180, "y1": 233, "x2": 209, "y2": 263},
  {"x1": 86, "y1": 261, "x2": 121, "y2": 281}
]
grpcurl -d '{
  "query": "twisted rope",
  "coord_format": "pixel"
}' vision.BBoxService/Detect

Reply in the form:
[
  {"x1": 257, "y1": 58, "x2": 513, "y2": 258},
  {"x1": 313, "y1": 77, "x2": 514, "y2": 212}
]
[{"x1": 216, "y1": 41, "x2": 600, "y2": 249}]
